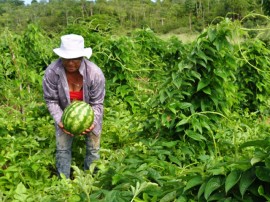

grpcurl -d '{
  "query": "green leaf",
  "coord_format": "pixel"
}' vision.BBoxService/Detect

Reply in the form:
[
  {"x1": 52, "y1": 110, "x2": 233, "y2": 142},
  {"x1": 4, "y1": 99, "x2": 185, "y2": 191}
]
[
  {"x1": 191, "y1": 118, "x2": 202, "y2": 134},
  {"x1": 190, "y1": 70, "x2": 201, "y2": 80},
  {"x1": 207, "y1": 167, "x2": 225, "y2": 176},
  {"x1": 202, "y1": 86, "x2": 211, "y2": 95},
  {"x1": 134, "y1": 198, "x2": 146, "y2": 202},
  {"x1": 208, "y1": 28, "x2": 217, "y2": 42},
  {"x1": 258, "y1": 185, "x2": 270, "y2": 200},
  {"x1": 185, "y1": 130, "x2": 206, "y2": 142},
  {"x1": 112, "y1": 174, "x2": 122, "y2": 185},
  {"x1": 213, "y1": 38, "x2": 222, "y2": 51},
  {"x1": 197, "y1": 78, "x2": 211, "y2": 92},
  {"x1": 197, "y1": 182, "x2": 206, "y2": 199},
  {"x1": 168, "y1": 103, "x2": 177, "y2": 114},
  {"x1": 239, "y1": 168, "x2": 256, "y2": 198},
  {"x1": 176, "y1": 196, "x2": 187, "y2": 202},
  {"x1": 213, "y1": 68, "x2": 227, "y2": 79},
  {"x1": 256, "y1": 166, "x2": 270, "y2": 182},
  {"x1": 116, "y1": 85, "x2": 132, "y2": 98},
  {"x1": 176, "y1": 118, "x2": 189, "y2": 127},
  {"x1": 169, "y1": 155, "x2": 181, "y2": 166},
  {"x1": 250, "y1": 157, "x2": 262, "y2": 166},
  {"x1": 265, "y1": 157, "x2": 270, "y2": 168},
  {"x1": 207, "y1": 191, "x2": 226, "y2": 201},
  {"x1": 160, "y1": 191, "x2": 176, "y2": 202},
  {"x1": 197, "y1": 59, "x2": 206, "y2": 68},
  {"x1": 204, "y1": 176, "x2": 223, "y2": 200},
  {"x1": 184, "y1": 175, "x2": 203, "y2": 192},
  {"x1": 159, "y1": 90, "x2": 167, "y2": 104},
  {"x1": 225, "y1": 170, "x2": 241, "y2": 193},
  {"x1": 15, "y1": 182, "x2": 27, "y2": 195},
  {"x1": 239, "y1": 140, "x2": 270, "y2": 150},
  {"x1": 196, "y1": 50, "x2": 209, "y2": 64},
  {"x1": 161, "y1": 141, "x2": 178, "y2": 148},
  {"x1": 179, "y1": 102, "x2": 192, "y2": 109},
  {"x1": 200, "y1": 120, "x2": 211, "y2": 131},
  {"x1": 172, "y1": 72, "x2": 182, "y2": 89},
  {"x1": 14, "y1": 182, "x2": 28, "y2": 201},
  {"x1": 68, "y1": 195, "x2": 81, "y2": 202},
  {"x1": 131, "y1": 181, "x2": 158, "y2": 201},
  {"x1": 103, "y1": 190, "x2": 129, "y2": 202}
]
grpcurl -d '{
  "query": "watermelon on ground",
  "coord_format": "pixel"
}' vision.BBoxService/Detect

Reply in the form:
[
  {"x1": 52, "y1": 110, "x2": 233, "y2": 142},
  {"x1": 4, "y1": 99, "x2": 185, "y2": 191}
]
[{"x1": 61, "y1": 101, "x2": 94, "y2": 135}]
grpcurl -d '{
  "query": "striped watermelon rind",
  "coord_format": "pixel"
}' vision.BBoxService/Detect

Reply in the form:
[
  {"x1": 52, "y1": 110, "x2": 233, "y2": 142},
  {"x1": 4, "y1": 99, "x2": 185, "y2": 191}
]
[{"x1": 62, "y1": 101, "x2": 94, "y2": 135}]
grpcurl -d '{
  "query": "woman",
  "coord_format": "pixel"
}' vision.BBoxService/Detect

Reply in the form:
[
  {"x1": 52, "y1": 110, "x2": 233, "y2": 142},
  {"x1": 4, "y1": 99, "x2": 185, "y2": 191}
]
[{"x1": 42, "y1": 34, "x2": 105, "y2": 178}]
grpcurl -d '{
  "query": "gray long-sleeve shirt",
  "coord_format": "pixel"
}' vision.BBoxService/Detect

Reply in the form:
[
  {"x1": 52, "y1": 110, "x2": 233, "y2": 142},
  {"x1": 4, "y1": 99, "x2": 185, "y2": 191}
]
[{"x1": 42, "y1": 58, "x2": 105, "y2": 136}]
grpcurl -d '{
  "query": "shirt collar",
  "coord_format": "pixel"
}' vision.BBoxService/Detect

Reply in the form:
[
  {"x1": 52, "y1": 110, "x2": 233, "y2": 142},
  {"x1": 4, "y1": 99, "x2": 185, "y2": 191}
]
[{"x1": 79, "y1": 58, "x2": 86, "y2": 75}]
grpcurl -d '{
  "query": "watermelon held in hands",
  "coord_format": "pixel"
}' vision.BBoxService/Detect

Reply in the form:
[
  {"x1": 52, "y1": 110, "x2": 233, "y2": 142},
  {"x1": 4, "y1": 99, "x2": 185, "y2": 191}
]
[{"x1": 62, "y1": 101, "x2": 94, "y2": 135}]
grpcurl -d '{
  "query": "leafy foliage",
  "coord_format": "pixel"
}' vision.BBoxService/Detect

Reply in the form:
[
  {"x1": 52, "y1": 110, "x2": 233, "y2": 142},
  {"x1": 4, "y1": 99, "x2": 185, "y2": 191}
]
[
  {"x1": 235, "y1": 38, "x2": 270, "y2": 113},
  {"x1": 1, "y1": 17, "x2": 270, "y2": 201}
]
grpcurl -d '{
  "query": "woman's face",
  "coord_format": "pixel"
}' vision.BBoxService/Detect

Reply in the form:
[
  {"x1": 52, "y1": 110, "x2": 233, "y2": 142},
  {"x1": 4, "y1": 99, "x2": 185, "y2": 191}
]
[{"x1": 62, "y1": 57, "x2": 82, "y2": 73}]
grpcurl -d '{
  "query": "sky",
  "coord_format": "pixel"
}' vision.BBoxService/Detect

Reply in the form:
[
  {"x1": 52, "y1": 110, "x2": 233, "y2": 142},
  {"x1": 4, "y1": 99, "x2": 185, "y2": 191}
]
[
  {"x1": 24, "y1": 0, "x2": 34, "y2": 5},
  {"x1": 24, "y1": 0, "x2": 157, "y2": 5}
]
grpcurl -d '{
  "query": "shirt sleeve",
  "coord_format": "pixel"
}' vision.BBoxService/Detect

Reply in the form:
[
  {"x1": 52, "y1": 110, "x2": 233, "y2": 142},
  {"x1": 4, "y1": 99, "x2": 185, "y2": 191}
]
[
  {"x1": 89, "y1": 71, "x2": 105, "y2": 136},
  {"x1": 42, "y1": 69, "x2": 63, "y2": 124}
]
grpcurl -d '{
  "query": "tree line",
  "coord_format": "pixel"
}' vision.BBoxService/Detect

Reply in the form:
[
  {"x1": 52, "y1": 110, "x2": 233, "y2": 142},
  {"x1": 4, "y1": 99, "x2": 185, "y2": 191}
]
[{"x1": 0, "y1": 0, "x2": 269, "y2": 35}]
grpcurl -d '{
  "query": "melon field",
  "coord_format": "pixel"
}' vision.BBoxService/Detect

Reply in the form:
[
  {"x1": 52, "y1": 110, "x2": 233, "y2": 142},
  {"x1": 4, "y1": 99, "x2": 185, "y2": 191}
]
[{"x1": 2, "y1": 17, "x2": 270, "y2": 201}]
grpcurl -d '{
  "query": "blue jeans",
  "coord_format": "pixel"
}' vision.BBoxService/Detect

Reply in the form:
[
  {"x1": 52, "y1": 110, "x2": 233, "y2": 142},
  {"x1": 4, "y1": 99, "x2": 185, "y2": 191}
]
[{"x1": 55, "y1": 125, "x2": 100, "y2": 178}]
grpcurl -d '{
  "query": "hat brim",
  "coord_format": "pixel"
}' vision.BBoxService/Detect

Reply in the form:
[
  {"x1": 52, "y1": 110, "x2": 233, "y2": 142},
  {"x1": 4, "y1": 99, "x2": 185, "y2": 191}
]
[{"x1": 53, "y1": 48, "x2": 92, "y2": 59}]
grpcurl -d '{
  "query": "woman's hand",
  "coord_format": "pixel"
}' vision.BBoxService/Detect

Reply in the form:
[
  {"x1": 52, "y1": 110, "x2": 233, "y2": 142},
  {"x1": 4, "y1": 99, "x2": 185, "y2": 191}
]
[
  {"x1": 58, "y1": 122, "x2": 74, "y2": 137},
  {"x1": 81, "y1": 123, "x2": 95, "y2": 135}
]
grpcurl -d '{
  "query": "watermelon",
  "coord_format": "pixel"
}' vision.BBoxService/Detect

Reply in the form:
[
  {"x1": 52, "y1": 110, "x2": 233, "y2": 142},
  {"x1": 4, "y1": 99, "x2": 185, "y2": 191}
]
[{"x1": 61, "y1": 101, "x2": 94, "y2": 135}]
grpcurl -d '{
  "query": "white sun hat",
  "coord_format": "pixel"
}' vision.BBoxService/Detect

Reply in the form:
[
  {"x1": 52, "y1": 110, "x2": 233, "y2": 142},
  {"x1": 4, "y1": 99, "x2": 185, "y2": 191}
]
[{"x1": 53, "y1": 34, "x2": 92, "y2": 59}]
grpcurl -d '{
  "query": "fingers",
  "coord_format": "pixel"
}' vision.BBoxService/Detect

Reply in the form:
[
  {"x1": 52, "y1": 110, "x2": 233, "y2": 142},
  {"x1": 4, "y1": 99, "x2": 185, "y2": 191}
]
[
  {"x1": 59, "y1": 122, "x2": 95, "y2": 136},
  {"x1": 58, "y1": 122, "x2": 64, "y2": 129},
  {"x1": 89, "y1": 123, "x2": 95, "y2": 131},
  {"x1": 58, "y1": 122, "x2": 74, "y2": 136},
  {"x1": 62, "y1": 128, "x2": 74, "y2": 137},
  {"x1": 65, "y1": 130, "x2": 74, "y2": 137},
  {"x1": 80, "y1": 124, "x2": 95, "y2": 136}
]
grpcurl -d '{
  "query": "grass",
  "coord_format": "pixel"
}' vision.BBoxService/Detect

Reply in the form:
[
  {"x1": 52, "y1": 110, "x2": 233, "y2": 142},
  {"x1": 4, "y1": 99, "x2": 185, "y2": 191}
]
[{"x1": 158, "y1": 27, "x2": 199, "y2": 43}]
